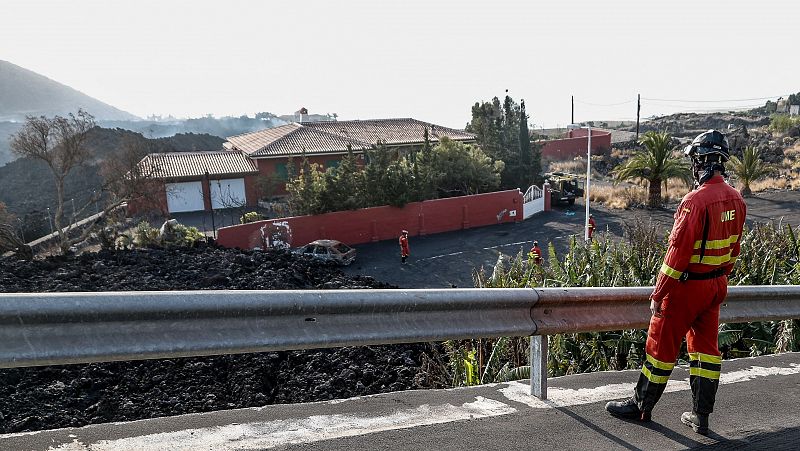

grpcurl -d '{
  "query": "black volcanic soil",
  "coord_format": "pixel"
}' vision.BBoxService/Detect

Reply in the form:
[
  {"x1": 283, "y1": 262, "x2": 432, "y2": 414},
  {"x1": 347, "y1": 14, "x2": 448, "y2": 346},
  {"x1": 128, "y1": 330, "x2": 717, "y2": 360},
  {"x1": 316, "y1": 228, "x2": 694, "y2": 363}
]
[{"x1": 0, "y1": 247, "x2": 444, "y2": 433}]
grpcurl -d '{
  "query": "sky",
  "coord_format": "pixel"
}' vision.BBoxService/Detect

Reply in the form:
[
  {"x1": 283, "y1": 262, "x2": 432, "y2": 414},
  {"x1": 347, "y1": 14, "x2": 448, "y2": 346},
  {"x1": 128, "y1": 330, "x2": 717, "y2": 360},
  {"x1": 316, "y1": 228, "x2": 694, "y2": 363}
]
[{"x1": 2, "y1": 0, "x2": 798, "y2": 129}]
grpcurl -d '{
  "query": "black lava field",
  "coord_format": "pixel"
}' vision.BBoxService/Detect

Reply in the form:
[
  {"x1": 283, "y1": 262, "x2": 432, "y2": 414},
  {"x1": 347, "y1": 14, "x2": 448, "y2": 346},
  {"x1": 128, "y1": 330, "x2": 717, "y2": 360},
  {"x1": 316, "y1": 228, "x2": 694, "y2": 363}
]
[{"x1": 0, "y1": 247, "x2": 440, "y2": 433}]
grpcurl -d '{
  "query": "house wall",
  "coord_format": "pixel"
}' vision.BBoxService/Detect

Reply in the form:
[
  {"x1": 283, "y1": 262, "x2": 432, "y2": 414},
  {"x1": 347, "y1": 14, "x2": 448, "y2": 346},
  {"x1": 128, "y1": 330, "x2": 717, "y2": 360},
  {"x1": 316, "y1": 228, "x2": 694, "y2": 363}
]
[
  {"x1": 127, "y1": 180, "x2": 169, "y2": 216},
  {"x1": 538, "y1": 130, "x2": 612, "y2": 161},
  {"x1": 128, "y1": 176, "x2": 258, "y2": 216},
  {"x1": 254, "y1": 154, "x2": 358, "y2": 196},
  {"x1": 216, "y1": 189, "x2": 523, "y2": 250}
]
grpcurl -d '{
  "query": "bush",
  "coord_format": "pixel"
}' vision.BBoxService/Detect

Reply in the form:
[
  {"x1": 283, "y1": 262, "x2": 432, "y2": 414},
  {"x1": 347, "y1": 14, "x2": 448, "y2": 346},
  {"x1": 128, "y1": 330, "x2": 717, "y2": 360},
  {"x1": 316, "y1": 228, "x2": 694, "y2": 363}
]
[
  {"x1": 240, "y1": 211, "x2": 264, "y2": 224},
  {"x1": 132, "y1": 221, "x2": 160, "y2": 248},
  {"x1": 131, "y1": 220, "x2": 205, "y2": 248},
  {"x1": 769, "y1": 114, "x2": 800, "y2": 134}
]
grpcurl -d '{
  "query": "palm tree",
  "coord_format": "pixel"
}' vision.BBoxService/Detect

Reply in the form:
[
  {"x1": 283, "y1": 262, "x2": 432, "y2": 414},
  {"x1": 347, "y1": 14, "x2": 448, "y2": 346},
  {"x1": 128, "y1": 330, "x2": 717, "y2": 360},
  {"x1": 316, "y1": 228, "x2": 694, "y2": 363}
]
[
  {"x1": 613, "y1": 131, "x2": 693, "y2": 208},
  {"x1": 728, "y1": 146, "x2": 773, "y2": 196}
]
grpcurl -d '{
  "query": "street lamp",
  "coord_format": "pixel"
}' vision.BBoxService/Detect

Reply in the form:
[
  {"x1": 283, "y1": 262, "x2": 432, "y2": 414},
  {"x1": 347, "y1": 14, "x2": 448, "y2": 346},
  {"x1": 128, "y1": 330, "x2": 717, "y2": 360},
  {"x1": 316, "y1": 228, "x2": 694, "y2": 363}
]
[
  {"x1": 567, "y1": 123, "x2": 592, "y2": 241},
  {"x1": 584, "y1": 125, "x2": 592, "y2": 241}
]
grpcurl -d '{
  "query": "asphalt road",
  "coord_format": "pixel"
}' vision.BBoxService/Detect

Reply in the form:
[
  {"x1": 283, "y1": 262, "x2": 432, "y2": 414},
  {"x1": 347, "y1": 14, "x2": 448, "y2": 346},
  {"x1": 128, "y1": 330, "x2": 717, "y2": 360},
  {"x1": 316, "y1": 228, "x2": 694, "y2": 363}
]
[
  {"x1": 344, "y1": 190, "x2": 800, "y2": 289},
  {"x1": 5, "y1": 352, "x2": 799, "y2": 450}
]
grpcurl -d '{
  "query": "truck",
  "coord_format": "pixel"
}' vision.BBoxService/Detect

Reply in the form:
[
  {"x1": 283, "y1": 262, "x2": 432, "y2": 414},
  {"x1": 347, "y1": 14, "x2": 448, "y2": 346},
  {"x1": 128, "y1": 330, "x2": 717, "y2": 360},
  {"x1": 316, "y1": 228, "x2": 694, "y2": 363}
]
[{"x1": 544, "y1": 172, "x2": 585, "y2": 206}]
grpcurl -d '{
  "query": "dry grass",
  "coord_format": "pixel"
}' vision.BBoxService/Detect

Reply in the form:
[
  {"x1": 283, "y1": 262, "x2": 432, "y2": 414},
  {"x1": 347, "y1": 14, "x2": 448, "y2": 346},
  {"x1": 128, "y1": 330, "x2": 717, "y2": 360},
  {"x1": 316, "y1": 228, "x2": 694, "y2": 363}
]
[
  {"x1": 749, "y1": 177, "x2": 793, "y2": 192},
  {"x1": 546, "y1": 159, "x2": 585, "y2": 174},
  {"x1": 589, "y1": 179, "x2": 690, "y2": 209},
  {"x1": 590, "y1": 184, "x2": 646, "y2": 209}
]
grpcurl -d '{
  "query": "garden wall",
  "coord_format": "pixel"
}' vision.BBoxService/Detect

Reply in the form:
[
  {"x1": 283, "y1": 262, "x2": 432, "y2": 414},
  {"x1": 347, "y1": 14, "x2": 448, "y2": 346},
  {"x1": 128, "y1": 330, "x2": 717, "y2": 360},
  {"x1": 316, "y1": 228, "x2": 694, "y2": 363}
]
[{"x1": 216, "y1": 189, "x2": 524, "y2": 249}]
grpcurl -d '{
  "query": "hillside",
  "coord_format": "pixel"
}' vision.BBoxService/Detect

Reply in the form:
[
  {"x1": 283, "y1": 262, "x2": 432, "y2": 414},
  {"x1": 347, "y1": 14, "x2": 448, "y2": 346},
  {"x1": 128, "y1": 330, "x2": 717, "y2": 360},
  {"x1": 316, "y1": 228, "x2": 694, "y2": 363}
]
[
  {"x1": 0, "y1": 60, "x2": 139, "y2": 122},
  {"x1": 0, "y1": 128, "x2": 225, "y2": 240}
]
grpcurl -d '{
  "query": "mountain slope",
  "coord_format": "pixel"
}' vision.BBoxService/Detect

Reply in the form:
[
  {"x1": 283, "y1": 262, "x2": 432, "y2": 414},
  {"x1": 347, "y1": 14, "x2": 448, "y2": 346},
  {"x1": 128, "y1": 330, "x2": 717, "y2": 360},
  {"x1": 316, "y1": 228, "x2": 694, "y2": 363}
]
[{"x1": 0, "y1": 60, "x2": 140, "y2": 121}]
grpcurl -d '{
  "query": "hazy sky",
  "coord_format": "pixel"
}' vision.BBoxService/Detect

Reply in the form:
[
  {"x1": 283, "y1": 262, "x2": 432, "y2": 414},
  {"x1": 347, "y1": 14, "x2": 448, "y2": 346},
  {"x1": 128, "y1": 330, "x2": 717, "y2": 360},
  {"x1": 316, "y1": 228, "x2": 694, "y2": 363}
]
[{"x1": 2, "y1": 0, "x2": 798, "y2": 128}]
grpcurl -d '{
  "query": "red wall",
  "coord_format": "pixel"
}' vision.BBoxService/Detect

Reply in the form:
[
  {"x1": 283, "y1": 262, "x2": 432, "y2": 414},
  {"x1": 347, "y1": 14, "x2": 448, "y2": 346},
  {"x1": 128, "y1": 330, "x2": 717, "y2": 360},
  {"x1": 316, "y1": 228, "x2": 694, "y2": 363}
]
[
  {"x1": 538, "y1": 130, "x2": 611, "y2": 160},
  {"x1": 216, "y1": 189, "x2": 524, "y2": 250}
]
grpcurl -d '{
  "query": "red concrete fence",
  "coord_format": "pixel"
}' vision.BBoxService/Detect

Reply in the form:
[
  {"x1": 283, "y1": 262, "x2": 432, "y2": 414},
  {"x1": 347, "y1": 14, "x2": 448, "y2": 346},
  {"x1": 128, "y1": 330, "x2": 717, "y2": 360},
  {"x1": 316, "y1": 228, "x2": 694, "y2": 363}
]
[{"x1": 216, "y1": 189, "x2": 524, "y2": 250}]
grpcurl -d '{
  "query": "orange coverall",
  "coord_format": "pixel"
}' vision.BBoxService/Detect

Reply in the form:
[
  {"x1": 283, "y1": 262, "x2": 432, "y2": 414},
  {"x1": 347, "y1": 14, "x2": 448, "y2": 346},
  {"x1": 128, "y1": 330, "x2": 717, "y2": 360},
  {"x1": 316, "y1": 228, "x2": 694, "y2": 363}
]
[
  {"x1": 530, "y1": 245, "x2": 543, "y2": 265},
  {"x1": 399, "y1": 234, "x2": 410, "y2": 262},
  {"x1": 636, "y1": 175, "x2": 746, "y2": 415},
  {"x1": 587, "y1": 216, "x2": 596, "y2": 239}
]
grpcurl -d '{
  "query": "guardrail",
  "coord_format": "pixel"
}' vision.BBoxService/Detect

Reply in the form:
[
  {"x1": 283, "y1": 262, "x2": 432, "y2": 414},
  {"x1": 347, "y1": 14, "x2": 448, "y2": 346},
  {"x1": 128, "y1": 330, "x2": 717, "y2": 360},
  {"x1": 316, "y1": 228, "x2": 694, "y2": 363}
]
[{"x1": 2, "y1": 286, "x2": 799, "y2": 400}]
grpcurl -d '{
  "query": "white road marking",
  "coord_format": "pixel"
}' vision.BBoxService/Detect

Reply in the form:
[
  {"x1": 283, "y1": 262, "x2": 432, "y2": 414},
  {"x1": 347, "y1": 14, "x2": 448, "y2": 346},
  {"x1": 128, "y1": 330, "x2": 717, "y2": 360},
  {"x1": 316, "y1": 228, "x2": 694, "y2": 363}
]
[
  {"x1": 482, "y1": 241, "x2": 533, "y2": 250},
  {"x1": 416, "y1": 251, "x2": 464, "y2": 261},
  {"x1": 44, "y1": 397, "x2": 514, "y2": 451},
  {"x1": 6, "y1": 362, "x2": 796, "y2": 451},
  {"x1": 500, "y1": 363, "x2": 800, "y2": 409}
]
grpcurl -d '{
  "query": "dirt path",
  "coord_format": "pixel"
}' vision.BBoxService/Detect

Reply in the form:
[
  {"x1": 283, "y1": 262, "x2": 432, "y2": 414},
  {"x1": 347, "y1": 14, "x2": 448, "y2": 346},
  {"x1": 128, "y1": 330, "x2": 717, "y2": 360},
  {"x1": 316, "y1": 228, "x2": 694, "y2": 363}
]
[{"x1": 344, "y1": 190, "x2": 800, "y2": 289}]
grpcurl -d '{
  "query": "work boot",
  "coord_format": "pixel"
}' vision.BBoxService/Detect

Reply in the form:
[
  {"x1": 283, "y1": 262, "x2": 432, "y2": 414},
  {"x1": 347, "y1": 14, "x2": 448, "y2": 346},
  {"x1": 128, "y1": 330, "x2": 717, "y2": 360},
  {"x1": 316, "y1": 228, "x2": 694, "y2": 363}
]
[
  {"x1": 681, "y1": 411, "x2": 709, "y2": 435},
  {"x1": 605, "y1": 398, "x2": 651, "y2": 422}
]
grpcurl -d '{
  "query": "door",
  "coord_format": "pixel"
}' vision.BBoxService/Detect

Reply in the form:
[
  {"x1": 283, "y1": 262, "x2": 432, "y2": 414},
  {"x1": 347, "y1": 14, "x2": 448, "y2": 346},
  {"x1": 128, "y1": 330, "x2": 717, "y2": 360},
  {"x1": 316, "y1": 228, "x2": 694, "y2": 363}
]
[
  {"x1": 166, "y1": 181, "x2": 205, "y2": 213},
  {"x1": 210, "y1": 178, "x2": 246, "y2": 209}
]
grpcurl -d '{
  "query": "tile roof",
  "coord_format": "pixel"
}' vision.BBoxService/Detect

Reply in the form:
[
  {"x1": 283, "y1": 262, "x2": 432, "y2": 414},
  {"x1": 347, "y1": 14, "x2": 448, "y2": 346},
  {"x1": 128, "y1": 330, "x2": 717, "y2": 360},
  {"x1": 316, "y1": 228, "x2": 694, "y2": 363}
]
[
  {"x1": 223, "y1": 118, "x2": 476, "y2": 158},
  {"x1": 137, "y1": 151, "x2": 258, "y2": 180},
  {"x1": 304, "y1": 118, "x2": 476, "y2": 146},
  {"x1": 224, "y1": 123, "x2": 372, "y2": 157}
]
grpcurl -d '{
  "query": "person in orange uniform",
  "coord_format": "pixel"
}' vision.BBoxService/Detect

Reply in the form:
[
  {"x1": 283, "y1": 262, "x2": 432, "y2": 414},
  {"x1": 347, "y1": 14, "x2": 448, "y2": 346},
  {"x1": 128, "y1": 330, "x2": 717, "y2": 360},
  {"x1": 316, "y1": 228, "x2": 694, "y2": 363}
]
[
  {"x1": 529, "y1": 240, "x2": 543, "y2": 265},
  {"x1": 605, "y1": 130, "x2": 746, "y2": 435},
  {"x1": 587, "y1": 214, "x2": 596, "y2": 240},
  {"x1": 399, "y1": 230, "x2": 410, "y2": 264}
]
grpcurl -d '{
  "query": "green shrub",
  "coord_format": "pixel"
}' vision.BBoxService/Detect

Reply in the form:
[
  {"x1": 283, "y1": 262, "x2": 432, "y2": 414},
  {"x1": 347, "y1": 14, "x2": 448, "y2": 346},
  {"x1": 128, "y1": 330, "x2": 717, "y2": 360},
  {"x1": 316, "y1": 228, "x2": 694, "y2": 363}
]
[
  {"x1": 132, "y1": 221, "x2": 160, "y2": 248},
  {"x1": 240, "y1": 211, "x2": 264, "y2": 224},
  {"x1": 769, "y1": 114, "x2": 800, "y2": 133}
]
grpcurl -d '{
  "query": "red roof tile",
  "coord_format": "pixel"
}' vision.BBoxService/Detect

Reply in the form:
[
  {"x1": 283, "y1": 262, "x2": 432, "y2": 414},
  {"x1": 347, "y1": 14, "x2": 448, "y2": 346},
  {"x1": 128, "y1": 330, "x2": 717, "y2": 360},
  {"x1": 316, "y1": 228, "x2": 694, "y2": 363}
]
[
  {"x1": 137, "y1": 151, "x2": 258, "y2": 180},
  {"x1": 223, "y1": 118, "x2": 476, "y2": 158},
  {"x1": 304, "y1": 118, "x2": 475, "y2": 146}
]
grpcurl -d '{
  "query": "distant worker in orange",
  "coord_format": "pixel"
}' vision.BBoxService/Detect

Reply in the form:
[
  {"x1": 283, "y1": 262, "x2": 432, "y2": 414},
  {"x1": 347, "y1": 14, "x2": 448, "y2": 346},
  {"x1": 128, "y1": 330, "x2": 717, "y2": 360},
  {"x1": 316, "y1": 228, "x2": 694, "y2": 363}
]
[
  {"x1": 399, "y1": 230, "x2": 410, "y2": 264},
  {"x1": 529, "y1": 240, "x2": 543, "y2": 265},
  {"x1": 587, "y1": 214, "x2": 596, "y2": 240}
]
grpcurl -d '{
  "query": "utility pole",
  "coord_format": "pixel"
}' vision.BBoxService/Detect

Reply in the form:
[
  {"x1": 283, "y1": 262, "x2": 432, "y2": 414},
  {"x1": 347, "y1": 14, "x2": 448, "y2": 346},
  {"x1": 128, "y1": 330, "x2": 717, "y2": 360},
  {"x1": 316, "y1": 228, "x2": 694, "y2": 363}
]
[
  {"x1": 636, "y1": 94, "x2": 641, "y2": 141},
  {"x1": 571, "y1": 96, "x2": 574, "y2": 125}
]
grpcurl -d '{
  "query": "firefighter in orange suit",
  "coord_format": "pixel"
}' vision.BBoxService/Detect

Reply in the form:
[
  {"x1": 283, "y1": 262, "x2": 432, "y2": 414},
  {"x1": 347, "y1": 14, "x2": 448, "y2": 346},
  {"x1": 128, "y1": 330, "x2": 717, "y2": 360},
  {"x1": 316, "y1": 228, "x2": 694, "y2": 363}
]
[
  {"x1": 587, "y1": 214, "x2": 596, "y2": 240},
  {"x1": 399, "y1": 230, "x2": 410, "y2": 263},
  {"x1": 605, "y1": 130, "x2": 746, "y2": 435},
  {"x1": 529, "y1": 240, "x2": 543, "y2": 265}
]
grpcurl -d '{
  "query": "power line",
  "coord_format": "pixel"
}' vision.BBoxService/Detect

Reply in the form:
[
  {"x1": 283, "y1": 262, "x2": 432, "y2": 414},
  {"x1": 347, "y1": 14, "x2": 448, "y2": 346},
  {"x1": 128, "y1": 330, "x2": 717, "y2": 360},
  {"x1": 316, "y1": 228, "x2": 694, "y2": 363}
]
[
  {"x1": 642, "y1": 95, "x2": 790, "y2": 103},
  {"x1": 642, "y1": 101, "x2": 766, "y2": 110},
  {"x1": 574, "y1": 99, "x2": 636, "y2": 107}
]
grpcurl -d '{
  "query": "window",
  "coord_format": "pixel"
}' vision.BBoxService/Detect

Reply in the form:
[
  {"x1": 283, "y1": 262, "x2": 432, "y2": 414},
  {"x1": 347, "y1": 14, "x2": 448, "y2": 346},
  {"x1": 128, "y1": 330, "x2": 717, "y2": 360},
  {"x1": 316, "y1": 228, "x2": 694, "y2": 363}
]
[{"x1": 275, "y1": 163, "x2": 289, "y2": 181}]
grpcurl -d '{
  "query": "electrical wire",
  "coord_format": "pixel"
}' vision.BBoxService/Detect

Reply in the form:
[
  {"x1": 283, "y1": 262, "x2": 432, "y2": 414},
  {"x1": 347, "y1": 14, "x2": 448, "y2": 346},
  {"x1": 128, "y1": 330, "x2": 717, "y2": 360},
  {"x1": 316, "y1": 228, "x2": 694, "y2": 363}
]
[
  {"x1": 642, "y1": 95, "x2": 790, "y2": 103},
  {"x1": 573, "y1": 99, "x2": 636, "y2": 107}
]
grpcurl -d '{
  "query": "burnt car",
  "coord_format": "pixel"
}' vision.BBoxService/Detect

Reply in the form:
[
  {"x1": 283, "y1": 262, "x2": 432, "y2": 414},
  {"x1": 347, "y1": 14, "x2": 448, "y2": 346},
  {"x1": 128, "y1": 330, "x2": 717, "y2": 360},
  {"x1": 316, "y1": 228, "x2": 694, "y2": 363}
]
[{"x1": 295, "y1": 239, "x2": 357, "y2": 266}]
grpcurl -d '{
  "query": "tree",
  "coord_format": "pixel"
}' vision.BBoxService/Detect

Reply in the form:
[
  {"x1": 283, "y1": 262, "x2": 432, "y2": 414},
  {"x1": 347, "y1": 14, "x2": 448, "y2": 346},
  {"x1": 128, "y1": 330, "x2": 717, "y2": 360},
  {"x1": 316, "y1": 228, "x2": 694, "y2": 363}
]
[
  {"x1": 320, "y1": 145, "x2": 364, "y2": 211},
  {"x1": 285, "y1": 153, "x2": 328, "y2": 215},
  {"x1": 427, "y1": 138, "x2": 503, "y2": 197},
  {"x1": 10, "y1": 111, "x2": 163, "y2": 254},
  {"x1": 518, "y1": 99, "x2": 542, "y2": 187},
  {"x1": 10, "y1": 110, "x2": 95, "y2": 253},
  {"x1": 361, "y1": 142, "x2": 415, "y2": 207},
  {"x1": 728, "y1": 146, "x2": 773, "y2": 196},
  {"x1": 613, "y1": 131, "x2": 692, "y2": 208},
  {"x1": 466, "y1": 94, "x2": 529, "y2": 190}
]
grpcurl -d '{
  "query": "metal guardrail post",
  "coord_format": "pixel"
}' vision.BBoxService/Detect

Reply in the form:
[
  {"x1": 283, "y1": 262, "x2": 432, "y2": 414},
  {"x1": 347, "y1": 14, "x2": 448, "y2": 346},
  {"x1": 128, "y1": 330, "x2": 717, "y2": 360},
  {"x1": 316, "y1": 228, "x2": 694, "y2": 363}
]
[{"x1": 530, "y1": 335, "x2": 548, "y2": 399}]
